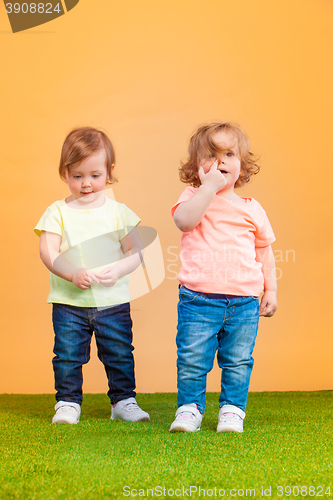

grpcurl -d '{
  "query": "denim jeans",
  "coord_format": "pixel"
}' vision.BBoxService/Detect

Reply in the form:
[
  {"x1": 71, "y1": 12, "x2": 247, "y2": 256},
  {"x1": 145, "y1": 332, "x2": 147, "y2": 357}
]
[
  {"x1": 52, "y1": 302, "x2": 136, "y2": 405},
  {"x1": 176, "y1": 286, "x2": 259, "y2": 414}
]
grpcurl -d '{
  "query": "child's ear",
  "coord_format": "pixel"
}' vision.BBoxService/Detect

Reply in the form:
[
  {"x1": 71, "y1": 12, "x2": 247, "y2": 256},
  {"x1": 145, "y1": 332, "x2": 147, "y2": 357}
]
[
  {"x1": 62, "y1": 169, "x2": 69, "y2": 183},
  {"x1": 108, "y1": 164, "x2": 115, "y2": 182}
]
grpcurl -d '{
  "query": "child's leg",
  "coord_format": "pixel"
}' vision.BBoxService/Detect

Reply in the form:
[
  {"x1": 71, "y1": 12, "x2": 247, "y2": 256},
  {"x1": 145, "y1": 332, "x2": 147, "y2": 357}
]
[
  {"x1": 52, "y1": 304, "x2": 93, "y2": 405},
  {"x1": 176, "y1": 287, "x2": 224, "y2": 414},
  {"x1": 92, "y1": 303, "x2": 136, "y2": 405},
  {"x1": 216, "y1": 296, "x2": 259, "y2": 413}
]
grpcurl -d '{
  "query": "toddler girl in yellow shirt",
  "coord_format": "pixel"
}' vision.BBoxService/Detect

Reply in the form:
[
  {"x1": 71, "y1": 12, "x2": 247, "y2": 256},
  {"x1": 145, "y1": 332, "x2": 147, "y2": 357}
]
[{"x1": 35, "y1": 127, "x2": 149, "y2": 425}]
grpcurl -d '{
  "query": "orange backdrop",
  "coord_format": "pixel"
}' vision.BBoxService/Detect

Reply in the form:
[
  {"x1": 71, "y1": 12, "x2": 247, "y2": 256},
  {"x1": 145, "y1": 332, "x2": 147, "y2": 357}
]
[{"x1": 0, "y1": 0, "x2": 332, "y2": 395}]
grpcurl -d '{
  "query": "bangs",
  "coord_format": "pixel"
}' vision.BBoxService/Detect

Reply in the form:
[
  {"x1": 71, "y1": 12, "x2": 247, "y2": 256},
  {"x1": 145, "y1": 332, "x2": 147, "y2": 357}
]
[{"x1": 194, "y1": 125, "x2": 243, "y2": 164}]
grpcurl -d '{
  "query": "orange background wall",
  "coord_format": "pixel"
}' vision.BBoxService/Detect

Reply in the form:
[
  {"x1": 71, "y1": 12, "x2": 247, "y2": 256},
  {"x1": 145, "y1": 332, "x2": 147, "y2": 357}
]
[{"x1": 0, "y1": 0, "x2": 332, "y2": 395}]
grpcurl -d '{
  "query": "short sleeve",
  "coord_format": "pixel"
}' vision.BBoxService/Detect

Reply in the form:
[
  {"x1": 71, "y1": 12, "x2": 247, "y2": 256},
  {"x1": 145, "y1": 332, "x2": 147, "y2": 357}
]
[
  {"x1": 116, "y1": 203, "x2": 141, "y2": 240},
  {"x1": 255, "y1": 211, "x2": 276, "y2": 247},
  {"x1": 170, "y1": 186, "x2": 197, "y2": 217},
  {"x1": 34, "y1": 203, "x2": 64, "y2": 237}
]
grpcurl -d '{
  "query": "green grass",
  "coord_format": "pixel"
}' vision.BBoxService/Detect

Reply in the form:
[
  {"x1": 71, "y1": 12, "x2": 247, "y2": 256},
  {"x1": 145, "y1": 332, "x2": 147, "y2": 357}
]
[{"x1": 0, "y1": 392, "x2": 332, "y2": 499}]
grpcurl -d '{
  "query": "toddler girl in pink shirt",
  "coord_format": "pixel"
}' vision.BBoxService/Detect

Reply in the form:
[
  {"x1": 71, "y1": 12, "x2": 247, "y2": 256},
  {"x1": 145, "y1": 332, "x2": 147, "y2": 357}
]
[{"x1": 170, "y1": 122, "x2": 277, "y2": 433}]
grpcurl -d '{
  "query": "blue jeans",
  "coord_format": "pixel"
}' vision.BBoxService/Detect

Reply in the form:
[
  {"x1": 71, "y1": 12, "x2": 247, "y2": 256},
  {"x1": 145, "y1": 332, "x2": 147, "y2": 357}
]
[
  {"x1": 52, "y1": 303, "x2": 136, "y2": 405},
  {"x1": 176, "y1": 286, "x2": 259, "y2": 414}
]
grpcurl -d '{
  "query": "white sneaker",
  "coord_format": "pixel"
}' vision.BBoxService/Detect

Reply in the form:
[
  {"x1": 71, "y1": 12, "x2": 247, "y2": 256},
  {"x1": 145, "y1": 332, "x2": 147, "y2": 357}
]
[
  {"x1": 52, "y1": 401, "x2": 81, "y2": 424},
  {"x1": 217, "y1": 405, "x2": 244, "y2": 433},
  {"x1": 169, "y1": 404, "x2": 202, "y2": 432},
  {"x1": 111, "y1": 397, "x2": 150, "y2": 422}
]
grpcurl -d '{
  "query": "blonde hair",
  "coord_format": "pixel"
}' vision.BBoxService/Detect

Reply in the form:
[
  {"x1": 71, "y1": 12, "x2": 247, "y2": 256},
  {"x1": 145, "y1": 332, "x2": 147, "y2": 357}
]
[{"x1": 179, "y1": 122, "x2": 260, "y2": 188}]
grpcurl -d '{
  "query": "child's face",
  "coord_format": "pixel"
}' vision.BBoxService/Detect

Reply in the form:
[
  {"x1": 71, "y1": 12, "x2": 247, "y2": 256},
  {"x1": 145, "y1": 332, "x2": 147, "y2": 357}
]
[
  {"x1": 65, "y1": 149, "x2": 109, "y2": 204},
  {"x1": 200, "y1": 131, "x2": 241, "y2": 189}
]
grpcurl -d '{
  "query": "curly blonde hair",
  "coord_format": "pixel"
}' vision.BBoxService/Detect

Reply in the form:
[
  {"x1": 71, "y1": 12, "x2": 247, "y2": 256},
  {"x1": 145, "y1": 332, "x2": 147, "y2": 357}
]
[{"x1": 179, "y1": 122, "x2": 260, "y2": 188}]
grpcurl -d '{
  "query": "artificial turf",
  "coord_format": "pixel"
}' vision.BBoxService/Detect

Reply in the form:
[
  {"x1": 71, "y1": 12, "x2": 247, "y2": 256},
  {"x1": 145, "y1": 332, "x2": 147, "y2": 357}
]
[{"x1": 0, "y1": 392, "x2": 332, "y2": 499}]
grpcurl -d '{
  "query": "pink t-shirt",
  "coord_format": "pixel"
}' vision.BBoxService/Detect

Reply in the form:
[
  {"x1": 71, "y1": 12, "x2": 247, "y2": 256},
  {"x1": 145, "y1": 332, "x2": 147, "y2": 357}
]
[{"x1": 171, "y1": 187, "x2": 276, "y2": 296}]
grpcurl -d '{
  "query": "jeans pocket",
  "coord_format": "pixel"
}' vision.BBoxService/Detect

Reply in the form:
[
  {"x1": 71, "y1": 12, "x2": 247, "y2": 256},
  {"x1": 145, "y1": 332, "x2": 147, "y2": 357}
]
[{"x1": 179, "y1": 287, "x2": 200, "y2": 305}]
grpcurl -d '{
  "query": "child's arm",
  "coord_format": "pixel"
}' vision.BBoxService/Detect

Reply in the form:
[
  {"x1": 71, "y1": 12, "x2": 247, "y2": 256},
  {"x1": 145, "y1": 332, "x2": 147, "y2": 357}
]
[
  {"x1": 255, "y1": 245, "x2": 278, "y2": 317},
  {"x1": 39, "y1": 231, "x2": 99, "y2": 290},
  {"x1": 95, "y1": 227, "x2": 144, "y2": 287},
  {"x1": 174, "y1": 160, "x2": 227, "y2": 232}
]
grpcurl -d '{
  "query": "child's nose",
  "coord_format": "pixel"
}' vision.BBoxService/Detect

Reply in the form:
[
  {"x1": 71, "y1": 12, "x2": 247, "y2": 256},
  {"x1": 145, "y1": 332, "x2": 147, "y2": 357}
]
[
  {"x1": 82, "y1": 178, "x2": 91, "y2": 186},
  {"x1": 216, "y1": 154, "x2": 226, "y2": 165}
]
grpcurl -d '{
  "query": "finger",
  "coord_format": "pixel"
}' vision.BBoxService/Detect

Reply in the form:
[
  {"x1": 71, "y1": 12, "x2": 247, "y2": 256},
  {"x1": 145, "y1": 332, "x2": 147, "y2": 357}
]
[
  {"x1": 97, "y1": 277, "x2": 106, "y2": 283},
  {"x1": 88, "y1": 273, "x2": 100, "y2": 283},
  {"x1": 259, "y1": 301, "x2": 268, "y2": 315},
  {"x1": 99, "y1": 278, "x2": 114, "y2": 284},
  {"x1": 260, "y1": 305, "x2": 275, "y2": 317},
  {"x1": 96, "y1": 268, "x2": 110, "y2": 276},
  {"x1": 209, "y1": 159, "x2": 218, "y2": 171},
  {"x1": 97, "y1": 274, "x2": 112, "y2": 282},
  {"x1": 260, "y1": 311, "x2": 274, "y2": 317},
  {"x1": 198, "y1": 166, "x2": 205, "y2": 182},
  {"x1": 265, "y1": 307, "x2": 276, "y2": 317}
]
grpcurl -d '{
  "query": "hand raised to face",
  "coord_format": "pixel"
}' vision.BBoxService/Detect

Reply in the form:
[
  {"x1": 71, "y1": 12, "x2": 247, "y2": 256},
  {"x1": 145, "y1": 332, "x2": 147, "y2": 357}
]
[{"x1": 198, "y1": 159, "x2": 228, "y2": 194}]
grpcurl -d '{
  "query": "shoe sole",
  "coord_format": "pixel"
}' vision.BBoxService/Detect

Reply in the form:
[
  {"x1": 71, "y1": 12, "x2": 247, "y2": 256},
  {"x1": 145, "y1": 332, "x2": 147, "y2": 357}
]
[
  {"x1": 52, "y1": 419, "x2": 79, "y2": 424},
  {"x1": 217, "y1": 425, "x2": 243, "y2": 433},
  {"x1": 169, "y1": 425, "x2": 201, "y2": 433},
  {"x1": 111, "y1": 416, "x2": 150, "y2": 422}
]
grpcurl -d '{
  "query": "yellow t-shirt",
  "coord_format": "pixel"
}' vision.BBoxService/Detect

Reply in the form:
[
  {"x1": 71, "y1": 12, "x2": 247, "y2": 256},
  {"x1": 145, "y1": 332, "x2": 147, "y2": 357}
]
[{"x1": 35, "y1": 197, "x2": 141, "y2": 307}]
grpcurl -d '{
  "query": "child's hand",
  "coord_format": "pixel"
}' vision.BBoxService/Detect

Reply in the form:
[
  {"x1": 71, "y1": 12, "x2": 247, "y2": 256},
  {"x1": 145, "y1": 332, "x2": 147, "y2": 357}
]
[
  {"x1": 199, "y1": 159, "x2": 227, "y2": 193},
  {"x1": 72, "y1": 268, "x2": 99, "y2": 290},
  {"x1": 95, "y1": 266, "x2": 121, "y2": 287},
  {"x1": 259, "y1": 291, "x2": 278, "y2": 317}
]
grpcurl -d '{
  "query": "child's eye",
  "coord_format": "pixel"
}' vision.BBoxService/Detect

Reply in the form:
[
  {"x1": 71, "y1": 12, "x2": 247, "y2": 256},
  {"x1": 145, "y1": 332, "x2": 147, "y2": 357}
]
[
  {"x1": 73, "y1": 175, "x2": 81, "y2": 179},
  {"x1": 226, "y1": 152, "x2": 234, "y2": 157},
  {"x1": 92, "y1": 174, "x2": 100, "y2": 178}
]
